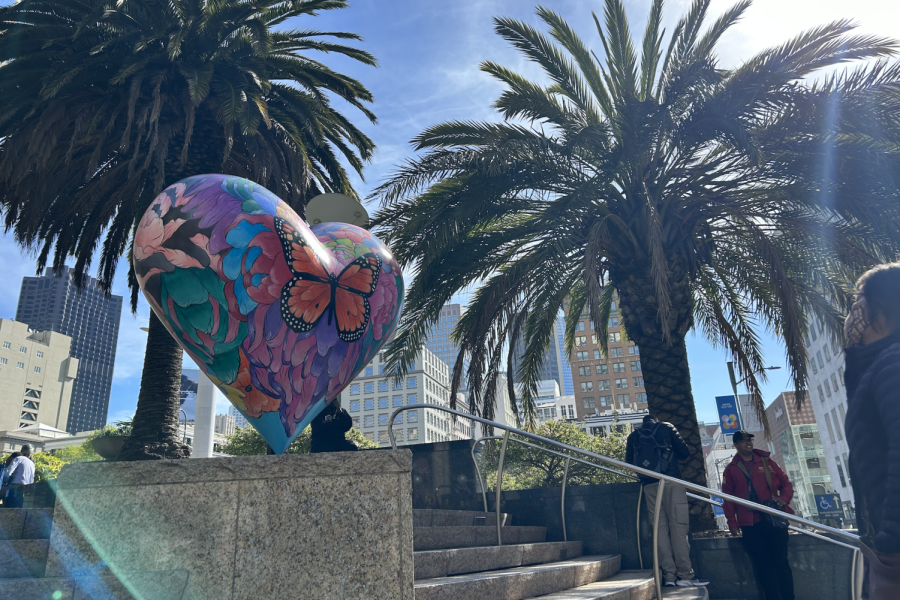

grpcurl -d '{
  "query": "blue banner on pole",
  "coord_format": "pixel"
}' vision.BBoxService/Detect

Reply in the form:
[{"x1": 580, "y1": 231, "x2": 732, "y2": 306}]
[
  {"x1": 712, "y1": 496, "x2": 725, "y2": 515},
  {"x1": 716, "y1": 395, "x2": 742, "y2": 432}
]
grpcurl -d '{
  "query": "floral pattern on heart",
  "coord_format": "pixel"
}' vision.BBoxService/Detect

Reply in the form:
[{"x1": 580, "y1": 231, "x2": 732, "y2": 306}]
[{"x1": 133, "y1": 174, "x2": 404, "y2": 453}]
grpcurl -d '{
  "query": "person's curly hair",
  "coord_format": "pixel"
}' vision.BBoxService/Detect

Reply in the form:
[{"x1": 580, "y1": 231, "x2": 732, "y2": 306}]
[{"x1": 857, "y1": 263, "x2": 900, "y2": 332}]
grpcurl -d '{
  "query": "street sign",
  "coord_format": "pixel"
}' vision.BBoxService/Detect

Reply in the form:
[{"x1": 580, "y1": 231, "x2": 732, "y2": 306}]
[
  {"x1": 815, "y1": 494, "x2": 844, "y2": 519},
  {"x1": 712, "y1": 496, "x2": 725, "y2": 515},
  {"x1": 715, "y1": 395, "x2": 742, "y2": 432}
]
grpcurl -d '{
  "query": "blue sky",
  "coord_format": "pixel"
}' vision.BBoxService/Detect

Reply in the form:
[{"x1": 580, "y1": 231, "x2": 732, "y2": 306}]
[{"x1": 1, "y1": 0, "x2": 896, "y2": 425}]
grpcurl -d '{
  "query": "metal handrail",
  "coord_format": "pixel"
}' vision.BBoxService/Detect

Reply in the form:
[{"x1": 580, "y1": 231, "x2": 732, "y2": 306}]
[{"x1": 388, "y1": 404, "x2": 862, "y2": 600}]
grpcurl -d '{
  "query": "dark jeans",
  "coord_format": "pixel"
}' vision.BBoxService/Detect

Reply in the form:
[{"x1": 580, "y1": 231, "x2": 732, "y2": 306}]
[
  {"x1": 3, "y1": 489, "x2": 24, "y2": 508},
  {"x1": 742, "y1": 520, "x2": 795, "y2": 600}
]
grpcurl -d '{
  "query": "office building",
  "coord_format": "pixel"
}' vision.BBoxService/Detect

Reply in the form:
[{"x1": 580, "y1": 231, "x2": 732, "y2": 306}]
[
  {"x1": 0, "y1": 319, "x2": 79, "y2": 432},
  {"x1": 15, "y1": 267, "x2": 122, "y2": 433},
  {"x1": 563, "y1": 297, "x2": 647, "y2": 420},
  {"x1": 509, "y1": 320, "x2": 568, "y2": 396},
  {"x1": 423, "y1": 303, "x2": 466, "y2": 373},
  {"x1": 340, "y1": 346, "x2": 474, "y2": 447},
  {"x1": 765, "y1": 391, "x2": 836, "y2": 521},
  {"x1": 229, "y1": 404, "x2": 249, "y2": 429},
  {"x1": 556, "y1": 315, "x2": 574, "y2": 395},
  {"x1": 803, "y1": 318, "x2": 854, "y2": 519},
  {"x1": 215, "y1": 414, "x2": 236, "y2": 437}
]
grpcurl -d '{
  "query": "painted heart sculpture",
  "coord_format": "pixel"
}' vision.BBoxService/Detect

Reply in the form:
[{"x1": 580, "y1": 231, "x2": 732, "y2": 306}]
[{"x1": 133, "y1": 174, "x2": 404, "y2": 453}]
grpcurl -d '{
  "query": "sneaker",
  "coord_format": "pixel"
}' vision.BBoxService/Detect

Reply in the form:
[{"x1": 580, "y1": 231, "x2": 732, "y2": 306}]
[
  {"x1": 664, "y1": 581, "x2": 677, "y2": 587},
  {"x1": 676, "y1": 578, "x2": 710, "y2": 587}
]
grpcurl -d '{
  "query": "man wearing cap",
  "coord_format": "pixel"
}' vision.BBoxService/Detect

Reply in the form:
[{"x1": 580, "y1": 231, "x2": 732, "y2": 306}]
[
  {"x1": 722, "y1": 431, "x2": 796, "y2": 600},
  {"x1": 0, "y1": 444, "x2": 35, "y2": 508}
]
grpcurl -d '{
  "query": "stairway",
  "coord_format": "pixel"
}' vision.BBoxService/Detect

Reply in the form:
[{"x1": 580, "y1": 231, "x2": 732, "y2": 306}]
[{"x1": 413, "y1": 508, "x2": 658, "y2": 599}]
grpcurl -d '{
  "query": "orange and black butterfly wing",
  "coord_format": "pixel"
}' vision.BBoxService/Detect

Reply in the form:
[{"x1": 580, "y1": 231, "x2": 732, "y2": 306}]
[
  {"x1": 275, "y1": 217, "x2": 332, "y2": 332},
  {"x1": 333, "y1": 254, "x2": 382, "y2": 342}
]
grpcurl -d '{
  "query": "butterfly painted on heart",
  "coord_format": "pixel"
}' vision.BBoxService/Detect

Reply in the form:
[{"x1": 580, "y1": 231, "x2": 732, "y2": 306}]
[{"x1": 274, "y1": 217, "x2": 382, "y2": 342}]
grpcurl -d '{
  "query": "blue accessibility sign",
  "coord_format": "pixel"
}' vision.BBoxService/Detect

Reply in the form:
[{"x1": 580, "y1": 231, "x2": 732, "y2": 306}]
[{"x1": 815, "y1": 494, "x2": 843, "y2": 519}]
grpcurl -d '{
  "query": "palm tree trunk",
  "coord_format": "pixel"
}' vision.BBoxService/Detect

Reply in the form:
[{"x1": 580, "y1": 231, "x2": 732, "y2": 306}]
[
  {"x1": 614, "y1": 267, "x2": 716, "y2": 532},
  {"x1": 118, "y1": 311, "x2": 192, "y2": 460}
]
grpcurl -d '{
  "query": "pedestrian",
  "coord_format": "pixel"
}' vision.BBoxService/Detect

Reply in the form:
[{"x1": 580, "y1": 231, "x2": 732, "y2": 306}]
[
  {"x1": 722, "y1": 431, "x2": 795, "y2": 600},
  {"x1": 0, "y1": 452, "x2": 20, "y2": 506},
  {"x1": 843, "y1": 263, "x2": 900, "y2": 598},
  {"x1": 0, "y1": 445, "x2": 35, "y2": 508},
  {"x1": 626, "y1": 414, "x2": 709, "y2": 588},
  {"x1": 310, "y1": 399, "x2": 359, "y2": 453}
]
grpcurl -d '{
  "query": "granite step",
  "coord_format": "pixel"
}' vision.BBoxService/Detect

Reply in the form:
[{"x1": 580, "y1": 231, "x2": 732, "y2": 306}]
[
  {"x1": 661, "y1": 586, "x2": 710, "y2": 599},
  {"x1": 414, "y1": 525, "x2": 547, "y2": 551},
  {"x1": 415, "y1": 541, "x2": 583, "y2": 579},
  {"x1": 0, "y1": 571, "x2": 190, "y2": 600},
  {"x1": 414, "y1": 554, "x2": 620, "y2": 600},
  {"x1": 0, "y1": 539, "x2": 49, "y2": 578},
  {"x1": 0, "y1": 509, "x2": 54, "y2": 540},
  {"x1": 413, "y1": 509, "x2": 509, "y2": 527},
  {"x1": 522, "y1": 570, "x2": 654, "y2": 599}
]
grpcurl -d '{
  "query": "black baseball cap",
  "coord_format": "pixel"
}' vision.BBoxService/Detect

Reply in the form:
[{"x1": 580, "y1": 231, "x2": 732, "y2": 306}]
[{"x1": 732, "y1": 430, "x2": 755, "y2": 442}]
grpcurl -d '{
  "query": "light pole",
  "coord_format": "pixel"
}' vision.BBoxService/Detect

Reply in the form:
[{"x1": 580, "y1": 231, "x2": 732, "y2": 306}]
[{"x1": 726, "y1": 362, "x2": 781, "y2": 427}]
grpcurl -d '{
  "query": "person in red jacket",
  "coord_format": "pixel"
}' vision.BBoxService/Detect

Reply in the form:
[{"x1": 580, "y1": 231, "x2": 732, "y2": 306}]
[{"x1": 722, "y1": 431, "x2": 795, "y2": 600}]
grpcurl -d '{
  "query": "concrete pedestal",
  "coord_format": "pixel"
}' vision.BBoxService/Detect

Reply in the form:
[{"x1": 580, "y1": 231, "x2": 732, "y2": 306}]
[{"x1": 45, "y1": 450, "x2": 414, "y2": 600}]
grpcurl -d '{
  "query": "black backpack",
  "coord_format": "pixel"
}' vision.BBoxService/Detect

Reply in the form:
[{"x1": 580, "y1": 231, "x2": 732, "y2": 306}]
[{"x1": 633, "y1": 422, "x2": 673, "y2": 474}]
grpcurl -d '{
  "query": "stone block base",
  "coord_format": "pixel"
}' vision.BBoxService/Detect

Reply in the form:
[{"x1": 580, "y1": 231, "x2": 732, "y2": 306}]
[{"x1": 45, "y1": 450, "x2": 414, "y2": 600}]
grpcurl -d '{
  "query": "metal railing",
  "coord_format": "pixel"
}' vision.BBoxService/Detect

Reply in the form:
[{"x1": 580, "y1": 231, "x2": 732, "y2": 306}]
[{"x1": 388, "y1": 404, "x2": 863, "y2": 600}]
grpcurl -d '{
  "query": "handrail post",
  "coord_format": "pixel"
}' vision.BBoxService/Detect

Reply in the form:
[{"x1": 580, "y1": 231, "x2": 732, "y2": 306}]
[
  {"x1": 852, "y1": 548, "x2": 864, "y2": 600},
  {"x1": 470, "y1": 439, "x2": 489, "y2": 513},
  {"x1": 652, "y1": 480, "x2": 665, "y2": 600},
  {"x1": 636, "y1": 484, "x2": 644, "y2": 569},
  {"x1": 561, "y1": 457, "x2": 570, "y2": 542},
  {"x1": 495, "y1": 430, "x2": 510, "y2": 546}
]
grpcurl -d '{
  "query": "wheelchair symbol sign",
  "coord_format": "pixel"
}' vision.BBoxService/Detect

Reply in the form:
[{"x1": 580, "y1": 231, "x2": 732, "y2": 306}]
[{"x1": 815, "y1": 494, "x2": 843, "y2": 518}]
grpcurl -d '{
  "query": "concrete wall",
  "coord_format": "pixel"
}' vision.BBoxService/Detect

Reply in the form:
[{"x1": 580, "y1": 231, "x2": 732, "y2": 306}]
[{"x1": 46, "y1": 451, "x2": 414, "y2": 600}]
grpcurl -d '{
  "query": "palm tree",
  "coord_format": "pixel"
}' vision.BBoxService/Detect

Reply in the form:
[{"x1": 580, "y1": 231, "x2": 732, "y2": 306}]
[
  {"x1": 372, "y1": 0, "x2": 900, "y2": 524},
  {"x1": 0, "y1": 0, "x2": 376, "y2": 459}
]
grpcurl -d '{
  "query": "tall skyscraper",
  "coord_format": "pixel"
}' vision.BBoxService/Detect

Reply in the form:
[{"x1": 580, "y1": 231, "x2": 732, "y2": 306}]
[
  {"x1": 509, "y1": 317, "x2": 569, "y2": 396},
  {"x1": 423, "y1": 303, "x2": 469, "y2": 381},
  {"x1": 229, "y1": 404, "x2": 249, "y2": 429},
  {"x1": 15, "y1": 266, "x2": 122, "y2": 433}
]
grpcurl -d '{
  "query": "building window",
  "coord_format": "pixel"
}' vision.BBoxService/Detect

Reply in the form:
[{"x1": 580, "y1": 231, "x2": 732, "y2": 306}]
[
  {"x1": 628, "y1": 345, "x2": 639, "y2": 355},
  {"x1": 811, "y1": 327, "x2": 818, "y2": 341},
  {"x1": 635, "y1": 392, "x2": 647, "y2": 403},
  {"x1": 610, "y1": 347, "x2": 624, "y2": 358},
  {"x1": 394, "y1": 414, "x2": 403, "y2": 424},
  {"x1": 599, "y1": 395, "x2": 611, "y2": 407},
  {"x1": 378, "y1": 431, "x2": 390, "y2": 444},
  {"x1": 612, "y1": 362, "x2": 626, "y2": 373},
  {"x1": 393, "y1": 395, "x2": 403, "y2": 407},
  {"x1": 609, "y1": 317, "x2": 619, "y2": 327},
  {"x1": 835, "y1": 458, "x2": 847, "y2": 487},
  {"x1": 36, "y1": 351, "x2": 44, "y2": 358},
  {"x1": 408, "y1": 411, "x2": 418, "y2": 423},
  {"x1": 633, "y1": 377, "x2": 644, "y2": 387},
  {"x1": 33, "y1": 366, "x2": 41, "y2": 373},
  {"x1": 597, "y1": 379, "x2": 611, "y2": 390},
  {"x1": 0, "y1": 358, "x2": 6, "y2": 365},
  {"x1": 824, "y1": 381, "x2": 832, "y2": 397},
  {"x1": 838, "y1": 366, "x2": 845, "y2": 384},
  {"x1": 809, "y1": 357, "x2": 818, "y2": 375},
  {"x1": 824, "y1": 412, "x2": 836, "y2": 444},
  {"x1": 577, "y1": 321, "x2": 585, "y2": 331},
  {"x1": 615, "y1": 378, "x2": 628, "y2": 389},
  {"x1": 16, "y1": 362, "x2": 24, "y2": 369},
  {"x1": 575, "y1": 351, "x2": 588, "y2": 361},
  {"x1": 364, "y1": 416, "x2": 374, "y2": 427},
  {"x1": 595, "y1": 364, "x2": 608, "y2": 375},
  {"x1": 609, "y1": 332, "x2": 621, "y2": 343},
  {"x1": 365, "y1": 366, "x2": 373, "y2": 376},
  {"x1": 817, "y1": 351, "x2": 824, "y2": 369},
  {"x1": 582, "y1": 397, "x2": 595, "y2": 409},
  {"x1": 838, "y1": 403, "x2": 847, "y2": 423},
  {"x1": 364, "y1": 382, "x2": 374, "y2": 394},
  {"x1": 580, "y1": 381, "x2": 593, "y2": 392},
  {"x1": 351, "y1": 416, "x2": 360, "y2": 428},
  {"x1": 818, "y1": 385, "x2": 825, "y2": 403},
  {"x1": 617, "y1": 393, "x2": 630, "y2": 406},
  {"x1": 407, "y1": 378, "x2": 417, "y2": 389},
  {"x1": 408, "y1": 394, "x2": 417, "y2": 405},
  {"x1": 630, "y1": 361, "x2": 641, "y2": 371},
  {"x1": 379, "y1": 414, "x2": 389, "y2": 426},
  {"x1": 575, "y1": 336, "x2": 587, "y2": 346},
  {"x1": 408, "y1": 428, "x2": 419, "y2": 441},
  {"x1": 830, "y1": 372, "x2": 840, "y2": 391},
  {"x1": 2, "y1": 342, "x2": 9, "y2": 349},
  {"x1": 379, "y1": 381, "x2": 389, "y2": 392},
  {"x1": 19, "y1": 346, "x2": 27, "y2": 353},
  {"x1": 593, "y1": 349, "x2": 602, "y2": 360},
  {"x1": 824, "y1": 345, "x2": 832, "y2": 362},
  {"x1": 364, "y1": 399, "x2": 374, "y2": 410},
  {"x1": 578, "y1": 366, "x2": 591, "y2": 376},
  {"x1": 378, "y1": 397, "x2": 389, "y2": 409},
  {"x1": 350, "y1": 401, "x2": 360, "y2": 412},
  {"x1": 831, "y1": 408, "x2": 843, "y2": 440},
  {"x1": 364, "y1": 432, "x2": 374, "y2": 442}
]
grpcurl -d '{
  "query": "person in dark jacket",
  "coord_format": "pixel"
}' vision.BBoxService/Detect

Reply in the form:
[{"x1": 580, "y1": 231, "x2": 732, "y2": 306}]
[
  {"x1": 844, "y1": 263, "x2": 900, "y2": 598},
  {"x1": 722, "y1": 431, "x2": 795, "y2": 600},
  {"x1": 626, "y1": 415, "x2": 707, "y2": 587},
  {"x1": 310, "y1": 400, "x2": 359, "y2": 453}
]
